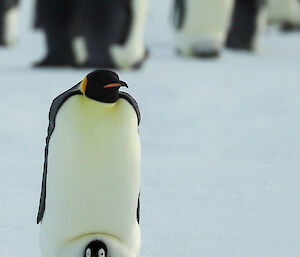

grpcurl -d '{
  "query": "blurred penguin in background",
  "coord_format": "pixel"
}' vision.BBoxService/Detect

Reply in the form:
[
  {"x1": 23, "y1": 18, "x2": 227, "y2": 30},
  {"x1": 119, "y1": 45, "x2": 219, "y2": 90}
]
[
  {"x1": 72, "y1": 0, "x2": 149, "y2": 69},
  {"x1": 0, "y1": 0, "x2": 19, "y2": 46},
  {"x1": 172, "y1": 0, "x2": 234, "y2": 58},
  {"x1": 34, "y1": 0, "x2": 149, "y2": 69},
  {"x1": 226, "y1": 0, "x2": 268, "y2": 51},
  {"x1": 267, "y1": 0, "x2": 300, "y2": 31},
  {"x1": 34, "y1": 0, "x2": 76, "y2": 66}
]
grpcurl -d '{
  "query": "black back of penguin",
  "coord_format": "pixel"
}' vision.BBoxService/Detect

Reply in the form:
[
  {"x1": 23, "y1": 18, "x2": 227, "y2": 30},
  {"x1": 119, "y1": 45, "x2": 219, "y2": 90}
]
[
  {"x1": 226, "y1": 0, "x2": 266, "y2": 50},
  {"x1": 73, "y1": 0, "x2": 132, "y2": 66},
  {"x1": 34, "y1": 0, "x2": 75, "y2": 29}
]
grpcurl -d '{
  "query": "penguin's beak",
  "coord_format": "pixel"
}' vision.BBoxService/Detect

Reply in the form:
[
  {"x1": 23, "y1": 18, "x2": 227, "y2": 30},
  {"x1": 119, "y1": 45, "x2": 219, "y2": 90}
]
[{"x1": 103, "y1": 81, "x2": 128, "y2": 88}]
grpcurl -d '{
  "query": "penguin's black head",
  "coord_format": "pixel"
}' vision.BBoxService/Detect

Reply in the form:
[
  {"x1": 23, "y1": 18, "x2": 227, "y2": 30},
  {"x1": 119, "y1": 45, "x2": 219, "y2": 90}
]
[
  {"x1": 81, "y1": 69, "x2": 128, "y2": 103},
  {"x1": 84, "y1": 240, "x2": 107, "y2": 257}
]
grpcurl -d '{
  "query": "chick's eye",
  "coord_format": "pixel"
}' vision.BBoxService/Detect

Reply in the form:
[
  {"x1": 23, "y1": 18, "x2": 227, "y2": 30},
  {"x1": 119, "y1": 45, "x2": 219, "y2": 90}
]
[
  {"x1": 99, "y1": 248, "x2": 105, "y2": 257},
  {"x1": 86, "y1": 248, "x2": 91, "y2": 257}
]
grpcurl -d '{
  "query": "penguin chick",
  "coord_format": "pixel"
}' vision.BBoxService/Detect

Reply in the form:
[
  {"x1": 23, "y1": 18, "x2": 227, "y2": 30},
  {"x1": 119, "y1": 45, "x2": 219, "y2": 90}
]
[{"x1": 84, "y1": 240, "x2": 107, "y2": 257}]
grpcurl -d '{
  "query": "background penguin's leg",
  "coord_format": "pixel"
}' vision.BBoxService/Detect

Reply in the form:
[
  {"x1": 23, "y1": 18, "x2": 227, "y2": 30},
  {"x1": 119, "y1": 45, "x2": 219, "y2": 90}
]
[
  {"x1": 35, "y1": 0, "x2": 75, "y2": 67},
  {"x1": 109, "y1": 0, "x2": 149, "y2": 69},
  {"x1": 0, "y1": 0, "x2": 19, "y2": 46},
  {"x1": 226, "y1": 0, "x2": 267, "y2": 51},
  {"x1": 172, "y1": 0, "x2": 234, "y2": 58}
]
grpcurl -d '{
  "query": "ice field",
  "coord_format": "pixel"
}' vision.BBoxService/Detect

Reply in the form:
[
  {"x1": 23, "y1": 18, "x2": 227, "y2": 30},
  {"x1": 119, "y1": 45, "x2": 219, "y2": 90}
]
[{"x1": 0, "y1": 0, "x2": 300, "y2": 256}]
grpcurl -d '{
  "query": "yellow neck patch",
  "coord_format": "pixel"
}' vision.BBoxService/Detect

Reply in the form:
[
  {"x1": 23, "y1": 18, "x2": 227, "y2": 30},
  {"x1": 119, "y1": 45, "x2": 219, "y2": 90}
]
[{"x1": 81, "y1": 76, "x2": 88, "y2": 94}]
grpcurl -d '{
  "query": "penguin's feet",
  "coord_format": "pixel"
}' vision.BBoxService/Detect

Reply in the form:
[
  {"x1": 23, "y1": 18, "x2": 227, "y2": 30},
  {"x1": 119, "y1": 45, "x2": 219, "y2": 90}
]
[
  {"x1": 176, "y1": 48, "x2": 220, "y2": 59},
  {"x1": 226, "y1": 36, "x2": 253, "y2": 51},
  {"x1": 194, "y1": 50, "x2": 220, "y2": 58},
  {"x1": 131, "y1": 48, "x2": 149, "y2": 70},
  {"x1": 0, "y1": 37, "x2": 14, "y2": 47},
  {"x1": 281, "y1": 23, "x2": 300, "y2": 32}
]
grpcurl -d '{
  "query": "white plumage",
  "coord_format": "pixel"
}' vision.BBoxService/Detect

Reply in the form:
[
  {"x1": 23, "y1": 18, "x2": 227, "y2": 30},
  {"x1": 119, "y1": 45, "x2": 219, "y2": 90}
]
[{"x1": 174, "y1": 0, "x2": 234, "y2": 56}]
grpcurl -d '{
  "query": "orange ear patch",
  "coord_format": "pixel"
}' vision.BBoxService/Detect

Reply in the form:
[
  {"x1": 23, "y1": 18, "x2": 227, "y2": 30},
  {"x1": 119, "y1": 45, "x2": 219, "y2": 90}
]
[{"x1": 81, "y1": 77, "x2": 88, "y2": 94}]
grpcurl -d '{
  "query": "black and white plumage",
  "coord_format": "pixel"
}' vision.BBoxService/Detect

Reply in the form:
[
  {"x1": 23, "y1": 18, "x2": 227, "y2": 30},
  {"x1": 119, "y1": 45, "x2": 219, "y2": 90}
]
[
  {"x1": 172, "y1": 0, "x2": 234, "y2": 58},
  {"x1": 34, "y1": 0, "x2": 148, "y2": 68},
  {"x1": 37, "y1": 70, "x2": 141, "y2": 257},
  {"x1": 0, "y1": 0, "x2": 19, "y2": 46},
  {"x1": 72, "y1": 0, "x2": 149, "y2": 69},
  {"x1": 226, "y1": 0, "x2": 267, "y2": 51}
]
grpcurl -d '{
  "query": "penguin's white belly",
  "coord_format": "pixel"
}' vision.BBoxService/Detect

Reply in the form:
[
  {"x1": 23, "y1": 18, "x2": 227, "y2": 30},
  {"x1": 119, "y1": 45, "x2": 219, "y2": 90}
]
[
  {"x1": 40, "y1": 96, "x2": 141, "y2": 256},
  {"x1": 175, "y1": 0, "x2": 234, "y2": 54}
]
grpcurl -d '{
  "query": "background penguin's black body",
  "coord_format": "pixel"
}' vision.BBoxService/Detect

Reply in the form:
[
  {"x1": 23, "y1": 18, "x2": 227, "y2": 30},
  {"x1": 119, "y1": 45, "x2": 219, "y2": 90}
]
[
  {"x1": 226, "y1": 0, "x2": 266, "y2": 50},
  {"x1": 226, "y1": 0, "x2": 267, "y2": 51},
  {"x1": 34, "y1": 0, "x2": 75, "y2": 66},
  {"x1": 0, "y1": 0, "x2": 19, "y2": 46},
  {"x1": 34, "y1": 0, "x2": 148, "y2": 68},
  {"x1": 72, "y1": 0, "x2": 134, "y2": 67}
]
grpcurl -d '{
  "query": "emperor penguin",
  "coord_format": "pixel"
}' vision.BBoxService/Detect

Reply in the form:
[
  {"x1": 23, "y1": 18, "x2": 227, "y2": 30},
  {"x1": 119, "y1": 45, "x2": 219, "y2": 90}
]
[
  {"x1": 172, "y1": 0, "x2": 234, "y2": 58},
  {"x1": 0, "y1": 0, "x2": 19, "y2": 46},
  {"x1": 226, "y1": 0, "x2": 268, "y2": 51},
  {"x1": 72, "y1": 0, "x2": 149, "y2": 69},
  {"x1": 37, "y1": 70, "x2": 141, "y2": 257}
]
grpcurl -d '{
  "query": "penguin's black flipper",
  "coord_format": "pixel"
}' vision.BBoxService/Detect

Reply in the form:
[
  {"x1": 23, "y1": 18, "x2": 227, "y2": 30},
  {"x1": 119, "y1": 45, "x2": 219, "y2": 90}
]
[
  {"x1": 119, "y1": 91, "x2": 141, "y2": 125},
  {"x1": 37, "y1": 83, "x2": 82, "y2": 224},
  {"x1": 137, "y1": 194, "x2": 140, "y2": 224},
  {"x1": 172, "y1": 0, "x2": 186, "y2": 30}
]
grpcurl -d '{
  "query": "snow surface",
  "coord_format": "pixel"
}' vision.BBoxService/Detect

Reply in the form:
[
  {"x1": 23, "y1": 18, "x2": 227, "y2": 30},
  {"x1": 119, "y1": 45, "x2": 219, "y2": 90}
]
[{"x1": 1, "y1": 0, "x2": 300, "y2": 257}]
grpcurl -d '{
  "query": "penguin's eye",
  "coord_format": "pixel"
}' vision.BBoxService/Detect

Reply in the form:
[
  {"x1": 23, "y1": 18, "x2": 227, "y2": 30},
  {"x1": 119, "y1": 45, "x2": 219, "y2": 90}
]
[
  {"x1": 98, "y1": 248, "x2": 105, "y2": 257},
  {"x1": 86, "y1": 248, "x2": 91, "y2": 257}
]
